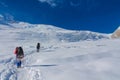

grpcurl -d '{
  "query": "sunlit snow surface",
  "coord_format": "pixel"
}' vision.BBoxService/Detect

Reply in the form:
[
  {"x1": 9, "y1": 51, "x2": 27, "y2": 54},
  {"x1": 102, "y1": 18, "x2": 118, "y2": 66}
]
[{"x1": 0, "y1": 23, "x2": 120, "y2": 80}]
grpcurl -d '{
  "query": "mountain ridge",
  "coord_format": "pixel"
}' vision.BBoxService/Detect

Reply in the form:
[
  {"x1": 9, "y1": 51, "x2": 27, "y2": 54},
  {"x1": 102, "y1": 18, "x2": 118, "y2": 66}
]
[{"x1": 0, "y1": 21, "x2": 109, "y2": 42}]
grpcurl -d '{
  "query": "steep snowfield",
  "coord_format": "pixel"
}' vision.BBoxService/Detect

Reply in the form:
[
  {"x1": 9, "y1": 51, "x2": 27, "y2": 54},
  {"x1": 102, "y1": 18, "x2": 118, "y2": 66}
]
[{"x1": 0, "y1": 23, "x2": 120, "y2": 80}]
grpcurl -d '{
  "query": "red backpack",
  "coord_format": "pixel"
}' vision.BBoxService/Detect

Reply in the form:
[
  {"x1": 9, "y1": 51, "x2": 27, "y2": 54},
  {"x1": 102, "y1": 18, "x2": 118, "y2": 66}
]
[{"x1": 14, "y1": 47, "x2": 19, "y2": 55}]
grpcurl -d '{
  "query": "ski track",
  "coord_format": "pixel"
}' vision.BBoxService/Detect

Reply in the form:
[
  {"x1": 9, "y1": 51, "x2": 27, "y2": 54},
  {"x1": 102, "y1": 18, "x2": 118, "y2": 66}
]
[{"x1": 0, "y1": 49, "x2": 43, "y2": 80}]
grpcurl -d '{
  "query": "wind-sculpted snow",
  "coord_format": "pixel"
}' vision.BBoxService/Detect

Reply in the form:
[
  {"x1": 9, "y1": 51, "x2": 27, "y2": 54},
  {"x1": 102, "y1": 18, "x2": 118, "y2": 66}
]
[
  {"x1": 56, "y1": 31, "x2": 108, "y2": 42},
  {"x1": 16, "y1": 30, "x2": 108, "y2": 42}
]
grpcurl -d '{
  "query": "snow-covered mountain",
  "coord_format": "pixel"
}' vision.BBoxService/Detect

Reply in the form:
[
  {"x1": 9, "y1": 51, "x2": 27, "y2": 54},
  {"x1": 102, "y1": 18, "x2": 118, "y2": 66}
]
[
  {"x1": 0, "y1": 22, "x2": 109, "y2": 43},
  {"x1": 0, "y1": 22, "x2": 120, "y2": 80}
]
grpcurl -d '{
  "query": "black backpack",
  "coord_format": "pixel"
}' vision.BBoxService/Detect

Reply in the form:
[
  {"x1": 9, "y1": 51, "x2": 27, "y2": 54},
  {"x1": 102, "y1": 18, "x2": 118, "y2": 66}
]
[
  {"x1": 37, "y1": 43, "x2": 40, "y2": 49},
  {"x1": 17, "y1": 47, "x2": 24, "y2": 56}
]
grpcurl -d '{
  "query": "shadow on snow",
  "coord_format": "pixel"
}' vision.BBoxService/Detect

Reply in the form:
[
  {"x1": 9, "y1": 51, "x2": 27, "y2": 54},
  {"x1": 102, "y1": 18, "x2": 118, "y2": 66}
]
[{"x1": 25, "y1": 64, "x2": 57, "y2": 67}]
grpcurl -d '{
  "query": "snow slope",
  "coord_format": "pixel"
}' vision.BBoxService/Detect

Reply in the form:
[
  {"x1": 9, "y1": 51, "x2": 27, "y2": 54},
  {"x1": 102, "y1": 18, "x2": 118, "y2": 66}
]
[
  {"x1": 0, "y1": 22, "x2": 120, "y2": 80},
  {"x1": 9, "y1": 22, "x2": 109, "y2": 42}
]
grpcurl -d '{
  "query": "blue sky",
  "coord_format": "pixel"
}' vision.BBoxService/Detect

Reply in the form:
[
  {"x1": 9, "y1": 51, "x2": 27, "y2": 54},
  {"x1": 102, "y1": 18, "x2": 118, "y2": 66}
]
[{"x1": 0, "y1": 0, "x2": 120, "y2": 33}]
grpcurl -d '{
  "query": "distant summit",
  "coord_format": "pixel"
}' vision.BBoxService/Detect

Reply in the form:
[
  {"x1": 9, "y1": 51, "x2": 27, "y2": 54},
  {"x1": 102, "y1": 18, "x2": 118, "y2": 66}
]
[
  {"x1": 111, "y1": 26, "x2": 120, "y2": 38},
  {"x1": 0, "y1": 14, "x2": 16, "y2": 24}
]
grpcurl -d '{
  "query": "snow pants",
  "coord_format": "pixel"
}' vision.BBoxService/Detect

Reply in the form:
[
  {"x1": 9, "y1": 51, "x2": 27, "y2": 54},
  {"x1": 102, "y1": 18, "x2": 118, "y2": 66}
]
[{"x1": 16, "y1": 59, "x2": 22, "y2": 68}]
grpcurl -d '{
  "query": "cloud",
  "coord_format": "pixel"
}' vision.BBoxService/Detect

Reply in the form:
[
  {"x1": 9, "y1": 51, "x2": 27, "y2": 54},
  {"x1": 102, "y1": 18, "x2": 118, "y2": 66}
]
[
  {"x1": 0, "y1": 14, "x2": 15, "y2": 23},
  {"x1": 38, "y1": 0, "x2": 57, "y2": 7},
  {"x1": 70, "y1": 1, "x2": 80, "y2": 7},
  {"x1": 0, "y1": 2, "x2": 8, "y2": 7},
  {"x1": 0, "y1": 14, "x2": 4, "y2": 21},
  {"x1": 70, "y1": 0, "x2": 98, "y2": 11}
]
